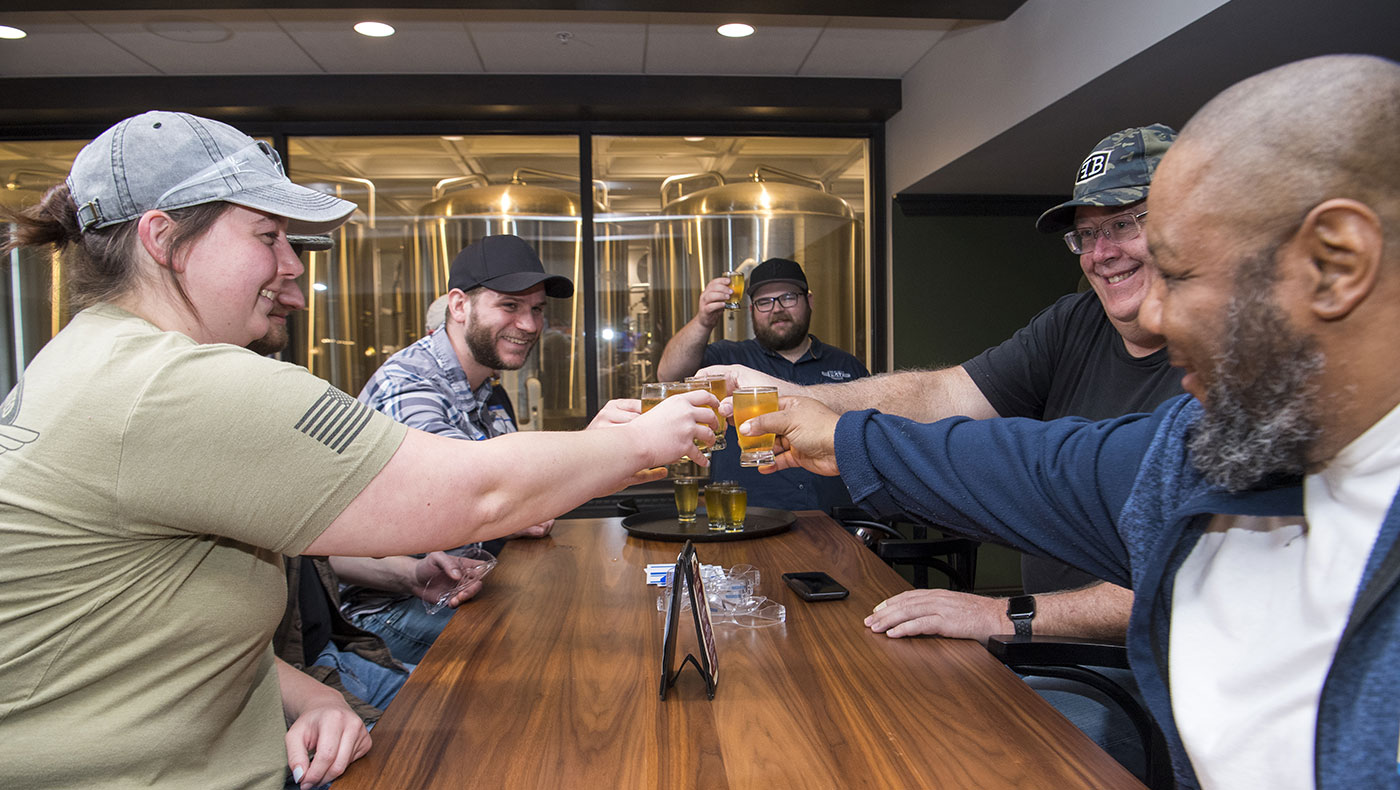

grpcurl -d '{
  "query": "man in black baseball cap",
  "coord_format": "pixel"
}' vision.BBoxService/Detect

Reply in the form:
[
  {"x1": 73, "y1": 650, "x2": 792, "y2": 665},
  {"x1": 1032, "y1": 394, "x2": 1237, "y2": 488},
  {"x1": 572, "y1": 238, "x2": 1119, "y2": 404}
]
[
  {"x1": 344, "y1": 234, "x2": 572, "y2": 661},
  {"x1": 658, "y1": 255, "x2": 869, "y2": 514}
]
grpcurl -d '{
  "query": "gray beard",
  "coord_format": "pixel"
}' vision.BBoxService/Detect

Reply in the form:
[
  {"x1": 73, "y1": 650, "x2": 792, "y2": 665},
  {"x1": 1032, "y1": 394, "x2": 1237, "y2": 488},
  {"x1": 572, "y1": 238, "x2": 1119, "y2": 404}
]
[{"x1": 1187, "y1": 254, "x2": 1324, "y2": 492}]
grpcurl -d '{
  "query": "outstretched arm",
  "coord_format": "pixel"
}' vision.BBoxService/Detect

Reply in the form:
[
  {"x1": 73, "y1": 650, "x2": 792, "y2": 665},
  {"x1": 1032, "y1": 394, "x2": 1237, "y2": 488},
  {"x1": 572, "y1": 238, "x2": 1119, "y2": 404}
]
[
  {"x1": 657, "y1": 276, "x2": 732, "y2": 381},
  {"x1": 864, "y1": 582, "x2": 1132, "y2": 642},
  {"x1": 700, "y1": 364, "x2": 999, "y2": 422}
]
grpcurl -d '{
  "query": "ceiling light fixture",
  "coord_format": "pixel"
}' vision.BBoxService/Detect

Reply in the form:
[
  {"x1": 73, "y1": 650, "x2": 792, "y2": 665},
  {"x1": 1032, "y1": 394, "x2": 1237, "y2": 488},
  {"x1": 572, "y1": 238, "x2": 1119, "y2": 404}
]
[
  {"x1": 0, "y1": 25, "x2": 29, "y2": 40},
  {"x1": 354, "y1": 21, "x2": 396, "y2": 38},
  {"x1": 716, "y1": 23, "x2": 754, "y2": 38}
]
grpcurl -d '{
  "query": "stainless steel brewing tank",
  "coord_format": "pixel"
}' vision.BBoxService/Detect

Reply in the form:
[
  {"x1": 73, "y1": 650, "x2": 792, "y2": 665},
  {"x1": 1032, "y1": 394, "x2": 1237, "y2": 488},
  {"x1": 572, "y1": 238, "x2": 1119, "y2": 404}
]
[
  {"x1": 415, "y1": 182, "x2": 621, "y2": 431},
  {"x1": 656, "y1": 179, "x2": 866, "y2": 367}
]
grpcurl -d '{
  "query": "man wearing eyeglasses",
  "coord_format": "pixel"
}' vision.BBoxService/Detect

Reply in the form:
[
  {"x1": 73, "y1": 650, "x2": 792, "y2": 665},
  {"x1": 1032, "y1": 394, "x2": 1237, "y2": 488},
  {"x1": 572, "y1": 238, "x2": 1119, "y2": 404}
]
[
  {"x1": 659, "y1": 257, "x2": 869, "y2": 511},
  {"x1": 704, "y1": 126, "x2": 1180, "y2": 781}
]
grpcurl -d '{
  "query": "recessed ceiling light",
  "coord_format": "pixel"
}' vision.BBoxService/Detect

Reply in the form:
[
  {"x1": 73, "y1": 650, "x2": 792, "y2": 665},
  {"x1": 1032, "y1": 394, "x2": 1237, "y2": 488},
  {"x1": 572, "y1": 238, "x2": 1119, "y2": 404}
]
[
  {"x1": 0, "y1": 25, "x2": 29, "y2": 40},
  {"x1": 684, "y1": 137, "x2": 706, "y2": 142},
  {"x1": 717, "y1": 23, "x2": 754, "y2": 38},
  {"x1": 144, "y1": 19, "x2": 230, "y2": 44},
  {"x1": 354, "y1": 21, "x2": 396, "y2": 38}
]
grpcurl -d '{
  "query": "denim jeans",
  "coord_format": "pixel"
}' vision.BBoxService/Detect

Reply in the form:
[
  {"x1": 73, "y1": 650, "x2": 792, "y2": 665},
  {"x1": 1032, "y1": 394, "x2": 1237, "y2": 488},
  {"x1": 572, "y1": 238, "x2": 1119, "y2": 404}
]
[
  {"x1": 346, "y1": 599, "x2": 456, "y2": 664},
  {"x1": 1024, "y1": 666, "x2": 1147, "y2": 782},
  {"x1": 284, "y1": 645, "x2": 415, "y2": 790}
]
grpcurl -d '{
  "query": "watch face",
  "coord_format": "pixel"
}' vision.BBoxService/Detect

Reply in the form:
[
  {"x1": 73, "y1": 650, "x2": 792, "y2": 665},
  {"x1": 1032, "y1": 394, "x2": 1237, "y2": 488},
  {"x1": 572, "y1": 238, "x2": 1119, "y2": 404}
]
[{"x1": 1007, "y1": 595, "x2": 1036, "y2": 618}]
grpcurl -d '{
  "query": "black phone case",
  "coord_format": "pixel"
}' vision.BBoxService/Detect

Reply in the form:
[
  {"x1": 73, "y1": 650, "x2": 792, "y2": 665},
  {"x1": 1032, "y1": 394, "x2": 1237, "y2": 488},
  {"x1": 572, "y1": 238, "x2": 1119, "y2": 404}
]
[{"x1": 783, "y1": 571, "x2": 849, "y2": 601}]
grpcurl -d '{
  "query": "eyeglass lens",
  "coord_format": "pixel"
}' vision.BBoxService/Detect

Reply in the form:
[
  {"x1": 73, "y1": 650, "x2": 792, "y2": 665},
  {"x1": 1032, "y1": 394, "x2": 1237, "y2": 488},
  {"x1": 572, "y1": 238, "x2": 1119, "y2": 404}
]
[
  {"x1": 753, "y1": 292, "x2": 800, "y2": 312},
  {"x1": 1064, "y1": 212, "x2": 1147, "y2": 254}
]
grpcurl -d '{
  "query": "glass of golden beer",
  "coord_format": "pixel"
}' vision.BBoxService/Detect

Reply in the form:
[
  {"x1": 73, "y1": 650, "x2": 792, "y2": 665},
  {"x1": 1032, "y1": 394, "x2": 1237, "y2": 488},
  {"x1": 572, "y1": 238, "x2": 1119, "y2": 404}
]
[
  {"x1": 703, "y1": 483, "x2": 728, "y2": 531},
  {"x1": 686, "y1": 374, "x2": 728, "y2": 451},
  {"x1": 640, "y1": 382, "x2": 667, "y2": 414},
  {"x1": 674, "y1": 477, "x2": 700, "y2": 523},
  {"x1": 664, "y1": 380, "x2": 712, "y2": 458},
  {"x1": 722, "y1": 483, "x2": 747, "y2": 533},
  {"x1": 732, "y1": 385, "x2": 779, "y2": 466},
  {"x1": 723, "y1": 270, "x2": 745, "y2": 310}
]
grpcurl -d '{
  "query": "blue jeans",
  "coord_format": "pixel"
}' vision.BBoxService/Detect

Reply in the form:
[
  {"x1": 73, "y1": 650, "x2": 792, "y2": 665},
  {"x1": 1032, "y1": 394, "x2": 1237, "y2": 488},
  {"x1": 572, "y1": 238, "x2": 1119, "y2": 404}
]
[
  {"x1": 285, "y1": 645, "x2": 415, "y2": 790},
  {"x1": 346, "y1": 599, "x2": 455, "y2": 664},
  {"x1": 1024, "y1": 666, "x2": 1147, "y2": 782},
  {"x1": 310, "y1": 642, "x2": 414, "y2": 712}
]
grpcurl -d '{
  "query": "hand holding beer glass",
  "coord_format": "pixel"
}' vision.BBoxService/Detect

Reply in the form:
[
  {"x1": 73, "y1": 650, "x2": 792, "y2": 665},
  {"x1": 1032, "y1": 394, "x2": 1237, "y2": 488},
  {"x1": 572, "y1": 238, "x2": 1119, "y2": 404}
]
[
  {"x1": 732, "y1": 385, "x2": 779, "y2": 467},
  {"x1": 686, "y1": 374, "x2": 728, "y2": 451}
]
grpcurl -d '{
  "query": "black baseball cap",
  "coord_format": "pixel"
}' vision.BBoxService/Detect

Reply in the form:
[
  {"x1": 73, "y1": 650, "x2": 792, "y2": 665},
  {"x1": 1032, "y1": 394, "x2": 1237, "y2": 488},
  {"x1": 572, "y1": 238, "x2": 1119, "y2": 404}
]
[
  {"x1": 447, "y1": 234, "x2": 573, "y2": 298},
  {"x1": 746, "y1": 257, "x2": 808, "y2": 293}
]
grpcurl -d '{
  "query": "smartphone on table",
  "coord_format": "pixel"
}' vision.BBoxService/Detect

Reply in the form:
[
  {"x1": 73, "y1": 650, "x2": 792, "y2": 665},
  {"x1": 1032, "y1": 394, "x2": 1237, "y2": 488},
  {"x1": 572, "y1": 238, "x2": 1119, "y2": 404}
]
[{"x1": 782, "y1": 571, "x2": 850, "y2": 601}]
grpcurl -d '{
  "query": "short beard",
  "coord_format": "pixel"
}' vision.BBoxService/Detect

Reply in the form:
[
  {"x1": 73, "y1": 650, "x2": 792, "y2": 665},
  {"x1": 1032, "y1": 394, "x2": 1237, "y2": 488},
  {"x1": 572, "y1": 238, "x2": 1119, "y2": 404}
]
[
  {"x1": 465, "y1": 315, "x2": 534, "y2": 372},
  {"x1": 753, "y1": 310, "x2": 811, "y2": 353},
  {"x1": 1188, "y1": 251, "x2": 1324, "y2": 492},
  {"x1": 246, "y1": 325, "x2": 289, "y2": 357}
]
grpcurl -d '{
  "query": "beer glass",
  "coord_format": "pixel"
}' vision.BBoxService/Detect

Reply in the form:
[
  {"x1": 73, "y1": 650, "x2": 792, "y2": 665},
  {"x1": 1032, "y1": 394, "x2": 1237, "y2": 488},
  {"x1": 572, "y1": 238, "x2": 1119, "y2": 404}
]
[
  {"x1": 686, "y1": 374, "x2": 728, "y2": 451},
  {"x1": 722, "y1": 483, "x2": 747, "y2": 533},
  {"x1": 640, "y1": 382, "x2": 666, "y2": 415},
  {"x1": 723, "y1": 269, "x2": 745, "y2": 310},
  {"x1": 674, "y1": 477, "x2": 700, "y2": 523},
  {"x1": 664, "y1": 380, "x2": 712, "y2": 458},
  {"x1": 732, "y1": 386, "x2": 779, "y2": 467},
  {"x1": 703, "y1": 483, "x2": 728, "y2": 532}
]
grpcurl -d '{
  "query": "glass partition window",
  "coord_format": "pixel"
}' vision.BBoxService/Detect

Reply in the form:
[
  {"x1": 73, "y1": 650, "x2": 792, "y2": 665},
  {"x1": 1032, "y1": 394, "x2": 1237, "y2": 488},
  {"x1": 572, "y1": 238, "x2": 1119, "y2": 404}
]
[
  {"x1": 590, "y1": 135, "x2": 870, "y2": 402},
  {"x1": 0, "y1": 139, "x2": 88, "y2": 393},
  {"x1": 286, "y1": 135, "x2": 588, "y2": 429}
]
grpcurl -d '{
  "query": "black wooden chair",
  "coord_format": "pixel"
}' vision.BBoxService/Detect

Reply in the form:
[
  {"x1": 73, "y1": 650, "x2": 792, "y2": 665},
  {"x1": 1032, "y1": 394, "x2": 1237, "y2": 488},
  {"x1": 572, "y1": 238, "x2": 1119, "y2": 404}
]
[
  {"x1": 830, "y1": 507, "x2": 980, "y2": 593},
  {"x1": 986, "y1": 634, "x2": 1174, "y2": 790}
]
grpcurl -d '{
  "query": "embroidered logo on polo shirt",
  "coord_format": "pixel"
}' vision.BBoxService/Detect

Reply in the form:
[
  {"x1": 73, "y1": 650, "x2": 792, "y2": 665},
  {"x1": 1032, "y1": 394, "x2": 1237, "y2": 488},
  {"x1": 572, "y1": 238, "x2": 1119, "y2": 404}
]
[
  {"x1": 295, "y1": 386, "x2": 374, "y2": 454},
  {"x1": 822, "y1": 370, "x2": 854, "y2": 381},
  {"x1": 1076, "y1": 150, "x2": 1111, "y2": 184},
  {"x1": 0, "y1": 377, "x2": 39, "y2": 454}
]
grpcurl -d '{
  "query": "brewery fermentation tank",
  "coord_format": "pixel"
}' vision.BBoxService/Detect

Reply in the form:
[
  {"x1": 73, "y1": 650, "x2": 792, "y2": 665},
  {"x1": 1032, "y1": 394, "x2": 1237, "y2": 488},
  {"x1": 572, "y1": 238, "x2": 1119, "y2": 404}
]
[
  {"x1": 413, "y1": 172, "x2": 625, "y2": 430},
  {"x1": 655, "y1": 167, "x2": 866, "y2": 367}
]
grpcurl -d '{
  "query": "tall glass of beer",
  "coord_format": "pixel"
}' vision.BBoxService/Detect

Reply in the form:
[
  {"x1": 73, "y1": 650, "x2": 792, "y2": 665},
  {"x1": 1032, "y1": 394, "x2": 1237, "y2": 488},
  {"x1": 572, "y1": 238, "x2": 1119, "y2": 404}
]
[
  {"x1": 722, "y1": 483, "x2": 747, "y2": 533},
  {"x1": 686, "y1": 374, "x2": 728, "y2": 451},
  {"x1": 723, "y1": 269, "x2": 745, "y2": 310},
  {"x1": 674, "y1": 477, "x2": 700, "y2": 523},
  {"x1": 703, "y1": 483, "x2": 728, "y2": 531},
  {"x1": 732, "y1": 385, "x2": 779, "y2": 467},
  {"x1": 664, "y1": 380, "x2": 712, "y2": 458}
]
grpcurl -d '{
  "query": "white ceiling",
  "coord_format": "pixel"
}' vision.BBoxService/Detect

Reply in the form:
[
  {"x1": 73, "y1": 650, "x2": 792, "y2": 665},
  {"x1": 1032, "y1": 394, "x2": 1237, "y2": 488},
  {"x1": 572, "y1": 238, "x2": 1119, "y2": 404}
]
[{"x1": 0, "y1": 10, "x2": 965, "y2": 79}]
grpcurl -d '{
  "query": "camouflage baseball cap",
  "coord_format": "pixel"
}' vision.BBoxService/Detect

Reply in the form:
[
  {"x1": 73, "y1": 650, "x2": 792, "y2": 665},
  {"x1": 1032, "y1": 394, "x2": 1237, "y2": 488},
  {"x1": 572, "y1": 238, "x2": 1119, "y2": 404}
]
[{"x1": 1035, "y1": 123, "x2": 1177, "y2": 233}]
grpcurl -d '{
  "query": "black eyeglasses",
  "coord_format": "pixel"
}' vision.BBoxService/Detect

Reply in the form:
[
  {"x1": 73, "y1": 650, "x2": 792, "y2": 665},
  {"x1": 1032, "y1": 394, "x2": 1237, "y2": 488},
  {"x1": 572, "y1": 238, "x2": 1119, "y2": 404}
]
[
  {"x1": 751, "y1": 291, "x2": 802, "y2": 313},
  {"x1": 1063, "y1": 211, "x2": 1148, "y2": 255}
]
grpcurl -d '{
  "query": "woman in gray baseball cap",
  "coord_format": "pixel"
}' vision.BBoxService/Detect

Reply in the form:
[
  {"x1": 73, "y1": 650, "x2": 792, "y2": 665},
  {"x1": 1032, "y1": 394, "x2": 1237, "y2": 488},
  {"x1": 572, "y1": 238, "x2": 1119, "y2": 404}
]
[{"x1": 0, "y1": 111, "x2": 716, "y2": 790}]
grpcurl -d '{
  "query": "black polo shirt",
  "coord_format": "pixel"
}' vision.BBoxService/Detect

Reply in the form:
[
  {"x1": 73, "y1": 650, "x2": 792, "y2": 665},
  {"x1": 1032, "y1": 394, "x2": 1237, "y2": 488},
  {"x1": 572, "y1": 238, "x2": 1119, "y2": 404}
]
[{"x1": 702, "y1": 336, "x2": 869, "y2": 512}]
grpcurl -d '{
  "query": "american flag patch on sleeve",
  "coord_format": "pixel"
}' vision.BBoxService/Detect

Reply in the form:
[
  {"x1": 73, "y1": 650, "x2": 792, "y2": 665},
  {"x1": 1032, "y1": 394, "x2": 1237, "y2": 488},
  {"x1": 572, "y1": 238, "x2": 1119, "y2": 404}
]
[{"x1": 295, "y1": 386, "x2": 374, "y2": 454}]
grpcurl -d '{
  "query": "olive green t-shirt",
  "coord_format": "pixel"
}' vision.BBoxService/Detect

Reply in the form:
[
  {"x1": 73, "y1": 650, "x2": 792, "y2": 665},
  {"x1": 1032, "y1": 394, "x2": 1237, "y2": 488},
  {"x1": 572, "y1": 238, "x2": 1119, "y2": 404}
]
[{"x1": 0, "y1": 304, "x2": 407, "y2": 789}]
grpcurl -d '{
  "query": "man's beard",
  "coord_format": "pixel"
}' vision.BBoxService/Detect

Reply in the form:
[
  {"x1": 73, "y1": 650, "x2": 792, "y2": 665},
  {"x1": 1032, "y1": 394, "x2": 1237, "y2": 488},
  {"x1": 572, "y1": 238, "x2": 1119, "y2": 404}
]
[
  {"x1": 1188, "y1": 251, "x2": 1325, "y2": 492},
  {"x1": 246, "y1": 324, "x2": 289, "y2": 356},
  {"x1": 753, "y1": 309, "x2": 811, "y2": 353},
  {"x1": 465, "y1": 316, "x2": 536, "y2": 371}
]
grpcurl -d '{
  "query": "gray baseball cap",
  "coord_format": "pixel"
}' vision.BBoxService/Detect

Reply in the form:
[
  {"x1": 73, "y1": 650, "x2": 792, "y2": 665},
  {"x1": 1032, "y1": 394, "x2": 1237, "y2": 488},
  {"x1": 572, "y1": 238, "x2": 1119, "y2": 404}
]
[
  {"x1": 66, "y1": 110, "x2": 356, "y2": 234},
  {"x1": 1035, "y1": 124, "x2": 1177, "y2": 233}
]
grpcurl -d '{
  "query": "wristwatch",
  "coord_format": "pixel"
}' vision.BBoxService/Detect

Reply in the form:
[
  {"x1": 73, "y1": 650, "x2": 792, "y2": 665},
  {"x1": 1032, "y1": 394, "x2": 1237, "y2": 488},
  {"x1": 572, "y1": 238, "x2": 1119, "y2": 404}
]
[{"x1": 1006, "y1": 595, "x2": 1036, "y2": 639}]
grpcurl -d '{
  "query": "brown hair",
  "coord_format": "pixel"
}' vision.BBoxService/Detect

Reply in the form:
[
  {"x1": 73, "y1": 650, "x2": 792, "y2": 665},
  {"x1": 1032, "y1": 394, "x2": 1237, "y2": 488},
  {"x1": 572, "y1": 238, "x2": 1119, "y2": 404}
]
[{"x1": 1, "y1": 183, "x2": 232, "y2": 312}]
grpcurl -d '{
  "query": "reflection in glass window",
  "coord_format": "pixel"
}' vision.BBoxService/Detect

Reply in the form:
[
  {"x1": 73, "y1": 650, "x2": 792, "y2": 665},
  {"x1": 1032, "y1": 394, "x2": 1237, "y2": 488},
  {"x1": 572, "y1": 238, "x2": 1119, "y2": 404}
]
[{"x1": 591, "y1": 135, "x2": 870, "y2": 402}]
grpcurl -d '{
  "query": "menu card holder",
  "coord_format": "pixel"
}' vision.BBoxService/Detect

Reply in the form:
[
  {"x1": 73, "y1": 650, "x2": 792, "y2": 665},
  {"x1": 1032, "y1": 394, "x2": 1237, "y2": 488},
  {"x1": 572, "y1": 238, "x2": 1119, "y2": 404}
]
[{"x1": 659, "y1": 540, "x2": 718, "y2": 700}]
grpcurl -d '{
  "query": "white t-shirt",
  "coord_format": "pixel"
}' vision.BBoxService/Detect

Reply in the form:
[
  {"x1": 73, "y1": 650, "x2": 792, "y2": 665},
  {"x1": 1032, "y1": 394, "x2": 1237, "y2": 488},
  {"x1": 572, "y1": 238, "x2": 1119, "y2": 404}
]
[{"x1": 1169, "y1": 402, "x2": 1400, "y2": 789}]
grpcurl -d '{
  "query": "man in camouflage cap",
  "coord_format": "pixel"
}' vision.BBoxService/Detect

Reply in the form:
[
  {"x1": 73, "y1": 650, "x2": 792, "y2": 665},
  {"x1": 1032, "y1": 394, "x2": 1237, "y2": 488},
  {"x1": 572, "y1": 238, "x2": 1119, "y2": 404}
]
[{"x1": 706, "y1": 125, "x2": 1182, "y2": 782}]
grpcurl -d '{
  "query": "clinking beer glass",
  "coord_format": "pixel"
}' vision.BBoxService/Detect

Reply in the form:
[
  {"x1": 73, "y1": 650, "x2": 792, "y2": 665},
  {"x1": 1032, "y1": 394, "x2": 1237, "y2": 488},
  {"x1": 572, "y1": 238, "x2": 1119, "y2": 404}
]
[
  {"x1": 723, "y1": 269, "x2": 745, "y2": 310},
  {"x1": 663, "y1": 380, "x2": 712, "y2": 459},
  {"x1": 733, "y1": 385, "x2": 779, "y2": 467},
  {"x1": 686, "y1": 374, "x2": 728, "y2": 451}
]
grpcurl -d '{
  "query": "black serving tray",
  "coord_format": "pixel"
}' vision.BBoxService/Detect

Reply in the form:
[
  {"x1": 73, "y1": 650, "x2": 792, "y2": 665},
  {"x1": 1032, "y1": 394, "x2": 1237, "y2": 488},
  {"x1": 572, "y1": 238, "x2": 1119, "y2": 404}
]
[{"x1": 620, "y1": 507, "x2": 795, "y2": 542}]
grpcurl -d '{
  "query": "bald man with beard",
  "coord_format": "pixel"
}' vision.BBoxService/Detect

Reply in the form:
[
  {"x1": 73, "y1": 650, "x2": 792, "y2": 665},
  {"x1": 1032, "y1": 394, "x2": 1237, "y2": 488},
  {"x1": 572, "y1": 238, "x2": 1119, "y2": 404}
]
[{"x1": 746, "y1": 54, "x2": 1400, "y2": 789}]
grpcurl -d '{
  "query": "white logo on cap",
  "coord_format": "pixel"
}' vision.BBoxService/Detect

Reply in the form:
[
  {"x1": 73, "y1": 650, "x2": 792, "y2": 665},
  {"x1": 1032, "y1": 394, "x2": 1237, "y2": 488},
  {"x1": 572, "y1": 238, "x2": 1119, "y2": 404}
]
[{"x1": 1076, "y1": 150, "x2": 1111, "y2": 184}]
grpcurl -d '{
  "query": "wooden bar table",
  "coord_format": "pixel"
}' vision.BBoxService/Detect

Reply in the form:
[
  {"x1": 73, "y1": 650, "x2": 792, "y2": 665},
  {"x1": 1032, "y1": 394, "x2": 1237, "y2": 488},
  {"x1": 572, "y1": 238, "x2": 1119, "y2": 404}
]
[{"x1": 336, "y1": 512, "x2": 1143, "y2": 789}]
